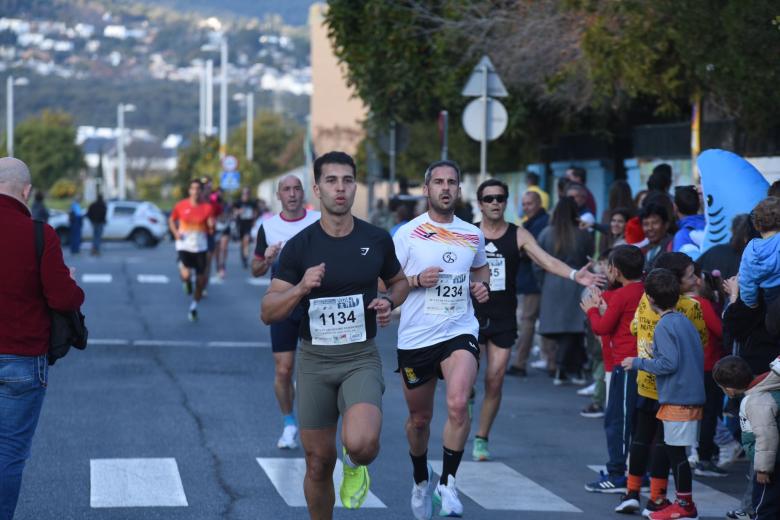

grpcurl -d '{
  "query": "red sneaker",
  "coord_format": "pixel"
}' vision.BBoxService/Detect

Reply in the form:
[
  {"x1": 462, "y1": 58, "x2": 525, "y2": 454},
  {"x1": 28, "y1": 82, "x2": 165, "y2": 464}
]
[
  {"x1": 642, "y1": 497, "x2": 672, "y2": 517},
  {"x1": 648, "y1": 499, "x2": 698, "y2": 519}
]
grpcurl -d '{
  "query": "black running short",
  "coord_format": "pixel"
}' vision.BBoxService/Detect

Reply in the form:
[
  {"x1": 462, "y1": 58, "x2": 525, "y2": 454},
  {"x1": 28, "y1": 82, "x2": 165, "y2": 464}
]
[
  {"x1": 477, "y1": 316, "x2": 518, "y2": 349},
  {"x1": 396, "y1": 334, "x2": 480, "y2": 389},
  {"x1": 238, "y1": 219, "x2": 254, "y2": 239},
  {"x1": 178, "y1": 251, "x2": 208, "y2": 275},
  {"x1": 270, "y1": 305, "x2": 304, "y2": 353}
]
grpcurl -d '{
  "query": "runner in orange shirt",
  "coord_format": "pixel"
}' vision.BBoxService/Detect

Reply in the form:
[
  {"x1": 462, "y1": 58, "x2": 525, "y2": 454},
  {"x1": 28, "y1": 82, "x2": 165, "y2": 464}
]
[{"x1": 168, "y1": 178, "x2": 215, "y2": 321}]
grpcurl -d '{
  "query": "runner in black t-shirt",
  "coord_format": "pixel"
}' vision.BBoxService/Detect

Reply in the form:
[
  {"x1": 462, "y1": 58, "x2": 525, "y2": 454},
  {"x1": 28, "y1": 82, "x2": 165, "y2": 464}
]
[
  {"x1": 234, "y1": 187, "x2": 258, "y2": 268},
  {"x1": 261, "y1": 151, "x2": 409, "y2": 518},
  {"x1": 471, "y1": 179, "x2": 606, "y2": 463}
]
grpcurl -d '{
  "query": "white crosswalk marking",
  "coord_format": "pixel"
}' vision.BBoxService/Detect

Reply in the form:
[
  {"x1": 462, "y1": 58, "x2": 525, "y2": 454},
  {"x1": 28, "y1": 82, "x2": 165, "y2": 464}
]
[
  {"x1": 431, "y1": 461, "x2": 581, "y2": 512},
  {"x1": 137, "y1": 274, "x2": 170, "y2": 283},
  {"x1": 587, "y1": 465, "x2": 740, "y2": 517},
  {"x1": 90, "y1": 458, "x2": 188, "y2": 508},
  {"x1": 247, "y1": 277, "x2": 271, "y2": 286},
  {"x1": 82, "y1": 273, "x2": 112, "y2": 283},
  {"x1": 257, "y1": 457, "x2": 386, "y2": 508}
]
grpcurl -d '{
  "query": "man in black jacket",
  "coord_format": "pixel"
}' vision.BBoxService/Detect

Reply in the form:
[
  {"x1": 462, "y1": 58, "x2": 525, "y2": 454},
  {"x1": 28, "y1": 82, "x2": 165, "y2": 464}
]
[{"x1": 87, "y1": 194, "x2": 107, "y2": 256}]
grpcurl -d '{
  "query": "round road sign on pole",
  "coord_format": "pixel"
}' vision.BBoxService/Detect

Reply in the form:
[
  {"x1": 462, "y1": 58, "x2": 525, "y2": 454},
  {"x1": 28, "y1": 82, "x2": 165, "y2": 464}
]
[
  {"x1": 222, "y1": 155, "x2": 238, "y2": 172},
  {"x1": 462, "y1": 98, "x2": 508, "y2": 142}
]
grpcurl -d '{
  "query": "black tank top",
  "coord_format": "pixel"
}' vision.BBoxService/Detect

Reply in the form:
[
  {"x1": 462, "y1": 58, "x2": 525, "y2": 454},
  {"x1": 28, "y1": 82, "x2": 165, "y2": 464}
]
[{"x1": 475, "y1": 223, "x2": 520, "y2": 319}]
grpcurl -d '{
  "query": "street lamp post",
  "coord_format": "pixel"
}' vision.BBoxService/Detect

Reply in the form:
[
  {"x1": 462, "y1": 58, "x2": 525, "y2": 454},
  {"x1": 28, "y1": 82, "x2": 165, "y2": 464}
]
[
  {"x1": 219, "y1": 37, "x2": 228, "y2": 158},
  {"x1": 205, "y1": 59, "x2": 214, "y2": 136},
  {"x1": 246, "y1": 91, "x2": 254, "y2": 161},
  {"x1": 5, "y1": 75, "x2": 28, "y2": 158},
  {"x1": 117, "y1": 103, "x2": 135, "y2": 200}
]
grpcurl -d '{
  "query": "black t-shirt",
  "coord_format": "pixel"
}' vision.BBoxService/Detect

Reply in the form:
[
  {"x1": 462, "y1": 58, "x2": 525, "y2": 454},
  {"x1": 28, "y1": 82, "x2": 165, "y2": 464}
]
[
  {"x1": 275, "y1": 218, "x2": 401, "y2": 342},
  {"x1": 475, "y1": 223, "x2": 520, "y2": 319},
  {"x1": 236, "y1": 200, "x2": 257, "y2": 222}
]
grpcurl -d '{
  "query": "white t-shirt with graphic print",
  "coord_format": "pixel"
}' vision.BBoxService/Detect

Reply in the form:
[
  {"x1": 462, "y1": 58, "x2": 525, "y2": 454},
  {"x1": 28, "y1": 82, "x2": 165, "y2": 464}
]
[{"x1": 393, "y1": 212, "x2": 487, "y2": 350}]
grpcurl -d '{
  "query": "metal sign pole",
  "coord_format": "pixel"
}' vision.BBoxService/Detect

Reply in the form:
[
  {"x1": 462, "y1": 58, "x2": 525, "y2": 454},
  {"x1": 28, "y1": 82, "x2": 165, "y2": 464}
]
[
  {"x1": 440, "y1": 110, "x2": 449, "y2": 160},
  {"x1": 480, "y1": 64, "x2": 488, "y2": 184},
  {"x1": 246, "y1": 92, "x2": 254, "y2": 161}
]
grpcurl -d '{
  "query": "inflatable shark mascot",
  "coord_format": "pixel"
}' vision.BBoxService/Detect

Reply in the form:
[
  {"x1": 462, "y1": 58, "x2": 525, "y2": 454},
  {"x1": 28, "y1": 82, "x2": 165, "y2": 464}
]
[{"x1": 697, "y1": 149, "x2": 769, "y2": 255}]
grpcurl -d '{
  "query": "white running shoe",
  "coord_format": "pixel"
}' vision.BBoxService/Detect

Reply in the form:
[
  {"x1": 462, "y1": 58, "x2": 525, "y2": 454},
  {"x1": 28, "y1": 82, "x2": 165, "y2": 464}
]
[
  {"x1": 411, "y1": 464, "x2": 434, "y2": 520},
  {"x1": 577, "y1": 382, "x2": 597, "y2": 396},
  {"x1": 434, "y1": 475, "x2": 463, "y2": 517},
  {"x1": 277, "y1": 424, "x2": 298, "y2": 449},
  {"x1": 530, "y1": 359, "x2": 548, "y2": 370}
]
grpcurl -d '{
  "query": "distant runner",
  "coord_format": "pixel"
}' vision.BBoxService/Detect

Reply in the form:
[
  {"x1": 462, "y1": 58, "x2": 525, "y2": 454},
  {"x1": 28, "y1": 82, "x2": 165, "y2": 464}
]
[{"x1": 252, "y1": 174, "x2": 320, "y2": 449}]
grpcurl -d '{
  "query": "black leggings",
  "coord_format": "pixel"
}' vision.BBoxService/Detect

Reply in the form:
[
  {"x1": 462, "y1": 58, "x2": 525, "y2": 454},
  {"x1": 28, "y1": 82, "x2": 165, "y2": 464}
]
[
  {"x1": 628, "y1": 403, "x2": 670, "y2": 479},
  {"x1": 628, "y1": 402, "x2": 692, "y2": 494},
  {"x1": 698, "y1": 371, "x2": 724, "y2": 462},
  {"x1": 547, "y1": 333, "x2": 586, "y2": 376}
]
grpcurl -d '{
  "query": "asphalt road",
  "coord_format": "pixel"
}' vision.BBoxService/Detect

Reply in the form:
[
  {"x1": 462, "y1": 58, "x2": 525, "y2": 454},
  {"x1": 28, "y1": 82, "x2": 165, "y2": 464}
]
[{"x1": 13, "y1": 240, "x2": 748, "y2": 519}]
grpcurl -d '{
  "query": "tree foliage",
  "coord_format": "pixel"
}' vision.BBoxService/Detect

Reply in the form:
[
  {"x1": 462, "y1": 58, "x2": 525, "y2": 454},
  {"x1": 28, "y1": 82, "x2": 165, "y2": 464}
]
[
  {"x1": 326, "y1": 0, "x2": 780, "y2": 171},
  {"x1": 14, "y1": 110, "x2": 84, "y2": 190}
]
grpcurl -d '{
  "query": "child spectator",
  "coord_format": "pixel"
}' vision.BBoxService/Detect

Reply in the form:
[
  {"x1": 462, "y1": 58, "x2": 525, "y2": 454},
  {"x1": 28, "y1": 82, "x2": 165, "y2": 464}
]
[
  {"x1": 739, "y1": 197, "x2": 780, "y2": 308},
  {"x1": 714, "y1": 356, "x2": 780, "y2": 520},
  {"x1": 581, "y1": 245, "x2": 645, "y2": 493},
  {"x1": 622, "y1": 268, "x2": 705, "y2": 519},
  {"x1": 687, "y1": 266, "x2": 728, "y2": 477},
  {"x1": 615, "y1": 252, "x2": 708, "y2": 516}
]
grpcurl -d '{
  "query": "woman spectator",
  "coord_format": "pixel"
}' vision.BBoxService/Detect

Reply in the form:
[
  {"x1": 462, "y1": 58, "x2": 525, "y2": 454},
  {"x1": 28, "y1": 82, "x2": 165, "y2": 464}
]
[
  {"x1": 600, "y1": 207, "x2": 633, "y2": 253},
  {"x1": 535, "y1": 196, "x2": 594, "y2": 385}
]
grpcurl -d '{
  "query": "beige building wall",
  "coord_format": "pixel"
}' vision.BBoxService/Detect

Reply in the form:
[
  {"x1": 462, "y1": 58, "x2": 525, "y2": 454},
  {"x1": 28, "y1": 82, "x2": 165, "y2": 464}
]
[{"x1": 309, "y1": 3, "x2": 367, "y2": 157}]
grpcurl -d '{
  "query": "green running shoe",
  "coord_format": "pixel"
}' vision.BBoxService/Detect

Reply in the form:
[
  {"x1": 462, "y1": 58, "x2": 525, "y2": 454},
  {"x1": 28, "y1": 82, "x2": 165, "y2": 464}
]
[
  {"x1": 472, "y1": 437, "x2": 490, "y2": 461},
  {"x1": 340, "y1": 447, "x2": 370, "y2": 509}
]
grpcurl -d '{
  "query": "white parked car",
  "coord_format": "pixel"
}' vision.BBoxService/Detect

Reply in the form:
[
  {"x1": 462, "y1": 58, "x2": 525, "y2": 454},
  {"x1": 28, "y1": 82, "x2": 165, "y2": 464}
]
[{"x1": 49, "y1": 201, "x2": 168, "y2": 248}]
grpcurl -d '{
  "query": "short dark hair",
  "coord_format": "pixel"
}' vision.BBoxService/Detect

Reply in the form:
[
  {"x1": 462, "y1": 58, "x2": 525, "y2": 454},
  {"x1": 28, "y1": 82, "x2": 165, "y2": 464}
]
[
  {"x1": 751, "y1": 196, "x2": 780, "y2": 233},
  {"x1": 768, "y1": 180, "x2": 780, "y2": 198},
  {"x1": 608, "y1": 245, "x2": 645, "y2": 280},
  {"x1": 648, "y1": 164, "x2": 672, "y2": 192},
  {"x1": 674, "y1": 185, "x2": 700, "y2": 215},
  {"x1": 652, "y1": 252, "x2": 693, "y2": 282},
  {"x1": 566, "y1": 182, "x2": 587, "y2": 196},
  {"x1": 713, "y1": 355, "x2": 753, "y2": 390},
  {"x1": 424, "y1": 159, "x2": 461, "y2": 185},
  {"x1": 477, "y1": 179, "x2": 508, "y2": 201},
  {"x1": 568, "y1": 166, "x2": 586, "y2": 183},
  {"x1": 639, "y1": 202, "x2": 669, "y2": 223},
  {"x1": 526, "y1": 172, "x2": 540, "y2": 186},
  {"x1": 190, "y1": 178, "x2": 203, "y2": 188},
  {"x1": 313, "y1": 151, "x2": 357, "y2": 183},
  {"x1": 644, "y1": 268, "x2": 680, "y2": 310}
]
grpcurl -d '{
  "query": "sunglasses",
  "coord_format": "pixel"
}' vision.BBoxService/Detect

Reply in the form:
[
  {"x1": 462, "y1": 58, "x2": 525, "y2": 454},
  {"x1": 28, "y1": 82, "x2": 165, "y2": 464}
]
[{"x1": 480, "y1": 195, "x2": 506, "y2": 204}]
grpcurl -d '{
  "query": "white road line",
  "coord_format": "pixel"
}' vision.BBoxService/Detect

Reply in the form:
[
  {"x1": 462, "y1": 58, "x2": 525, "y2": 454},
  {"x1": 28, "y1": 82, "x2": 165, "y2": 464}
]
[
  {"x1": 90, "y1": 458, "x2": 188, "y2": 508},
  {"x1": 206, "y1": 341, "x2": 271, "y2": 348},
  {"x1": 137, "y1": 274, "x2": 170, "y2": 284},
  {"x1": 133, "y1": 340, "x2": 201, "y2": 347},
  {"x1": 82, "y1": 274, "x2": 113, "y2": 283},
  {"x1": 257, "y1": 458, "x2": 386, "y2": 508},
  {"x1": 88, "y1": 339, "x2": 130, "y2": 346},
  {"x1": 587, "y1": 465, "x2": 739, "y2": 517},
  {"x1": 247, "y1": 277, "x2": 270, "y2": 286},
  {"x1": 431, "y1": 461, "x2": 581, "y2": 512}
]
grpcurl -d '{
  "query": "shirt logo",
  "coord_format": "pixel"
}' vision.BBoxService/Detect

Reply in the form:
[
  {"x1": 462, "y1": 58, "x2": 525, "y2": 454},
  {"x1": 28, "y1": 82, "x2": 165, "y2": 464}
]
[
  {"x1": 485, "y1": 242, "x2": 498, "y2": 253},
  {"x1": 443, "y1": 251, "x2": 457, "y2": 263},
  {"x1": 360, "y1": 247, "x2": 370, "y2": 256}
]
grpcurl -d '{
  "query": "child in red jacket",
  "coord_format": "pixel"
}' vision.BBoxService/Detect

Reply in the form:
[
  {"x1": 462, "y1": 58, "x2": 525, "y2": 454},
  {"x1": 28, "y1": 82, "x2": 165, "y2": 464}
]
[{"x1": 582, "y1": 245, "x2": 646, "y2": 493}]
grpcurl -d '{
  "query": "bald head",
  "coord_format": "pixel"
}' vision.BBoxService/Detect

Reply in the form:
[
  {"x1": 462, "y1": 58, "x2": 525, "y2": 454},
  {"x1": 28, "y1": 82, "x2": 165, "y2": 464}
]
[
  {"x1": 277, "y1": 174, "x2": 304, "y2": 214},
  {"x1": 0, "y1": 157, "x2": 32, "y2": 202},
  {"x1": 277, "y1": 174, "x2": 302, "y2": 192}
]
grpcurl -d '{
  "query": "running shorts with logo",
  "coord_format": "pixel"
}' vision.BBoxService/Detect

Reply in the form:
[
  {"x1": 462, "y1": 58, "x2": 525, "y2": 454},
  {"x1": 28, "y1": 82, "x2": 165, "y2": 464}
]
[
  {"x1": 178, "y1": 251, "x2": 208, "y2": 274},
  {"x1": 397, "y1": 334, "x2": 480, "y2": 389}
]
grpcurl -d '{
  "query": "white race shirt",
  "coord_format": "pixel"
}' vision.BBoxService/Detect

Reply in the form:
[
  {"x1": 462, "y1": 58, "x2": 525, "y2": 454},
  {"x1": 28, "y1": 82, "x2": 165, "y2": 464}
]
[
  {"x1": 393, "y1": 212, "x2": 487, "y2": 350},
  {"x1": 256, "y1": 210, "x2": 321, "y2": 255}
]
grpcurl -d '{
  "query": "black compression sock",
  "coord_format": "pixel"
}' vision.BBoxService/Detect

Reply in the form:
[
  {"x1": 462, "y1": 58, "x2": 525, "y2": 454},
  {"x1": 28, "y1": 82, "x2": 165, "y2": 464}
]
[
  {"x1": 440, "y1": 446, "x2": 464, "y2": 485},
  {"x1": 410, "y1": 451, "x2": 429, "y2": 484}
]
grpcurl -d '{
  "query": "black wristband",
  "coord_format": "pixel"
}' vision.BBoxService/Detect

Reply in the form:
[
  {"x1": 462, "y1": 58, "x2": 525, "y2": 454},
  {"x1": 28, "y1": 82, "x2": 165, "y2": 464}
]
[
  {"x1": 381, "y1": 295, "x2": 395, "y2": 310},
  {"x1": 481, "y1": 281, "x2": 490, "y2": 292}
]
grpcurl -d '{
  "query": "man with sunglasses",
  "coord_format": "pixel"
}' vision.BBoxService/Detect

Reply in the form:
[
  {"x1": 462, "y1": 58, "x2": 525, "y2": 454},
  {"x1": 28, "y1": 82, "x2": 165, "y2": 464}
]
[{"x1": 471, "y1": 179, "x2": 605, "y2": 463}]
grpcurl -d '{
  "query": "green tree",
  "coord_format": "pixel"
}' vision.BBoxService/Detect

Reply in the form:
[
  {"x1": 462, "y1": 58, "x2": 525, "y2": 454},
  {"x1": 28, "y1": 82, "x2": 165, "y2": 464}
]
[{"x1": 14, "y1": 110, "x2": 84, "y2": 190}]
